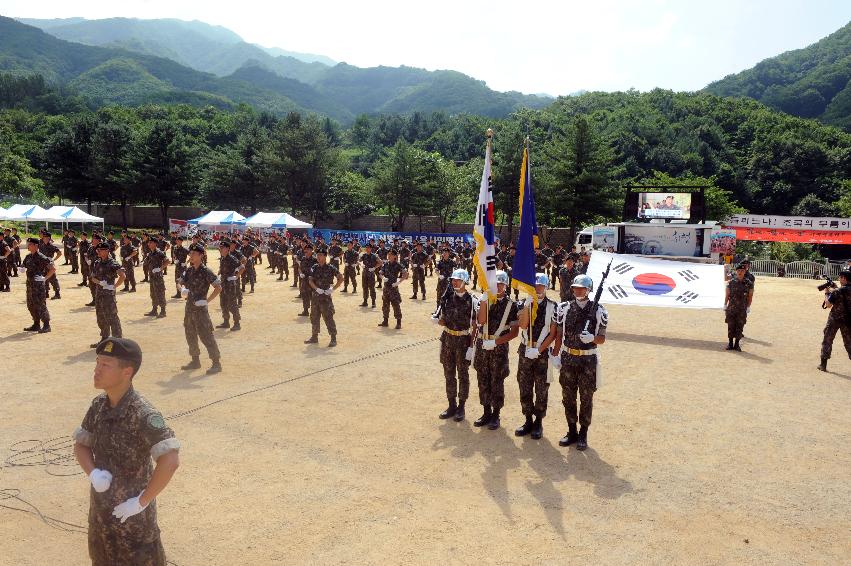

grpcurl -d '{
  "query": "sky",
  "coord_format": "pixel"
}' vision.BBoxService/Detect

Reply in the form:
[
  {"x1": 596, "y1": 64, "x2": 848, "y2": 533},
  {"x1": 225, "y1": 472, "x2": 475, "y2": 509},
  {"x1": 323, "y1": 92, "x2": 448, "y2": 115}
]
[{"x1": 5, "y1": 0, "x2": 851, "y2": 96}]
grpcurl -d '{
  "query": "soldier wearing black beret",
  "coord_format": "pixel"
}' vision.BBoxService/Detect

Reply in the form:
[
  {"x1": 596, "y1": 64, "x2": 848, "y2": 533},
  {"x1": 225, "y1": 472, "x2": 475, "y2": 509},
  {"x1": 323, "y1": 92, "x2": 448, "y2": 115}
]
[
  {"x1": 73, "y1": 337, "x2": 180, "y2": 566},
  {"x1": 90, "y1": 242, "x2": 126, "y2": 348},
  {"x1": 22, "y1": 237, "x2": 56, "y2": 332},
  {"x1": 178, "y1": 243, "x2": 222, "y2": 374}
]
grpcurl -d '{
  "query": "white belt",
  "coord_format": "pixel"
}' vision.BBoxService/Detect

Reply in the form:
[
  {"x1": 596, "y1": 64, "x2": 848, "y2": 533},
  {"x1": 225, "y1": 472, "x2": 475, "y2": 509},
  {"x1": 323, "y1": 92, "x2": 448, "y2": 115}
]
[
  {"x1": 368, "y1": 267, "x2": 375, "y2": 272},
  {"x1": 347, "y1": 263, "x2": 357, "y2": 267},
  {"x1": 34, "y1": 275, "x2": 46, "y2": 282},
  {"x1": 412, "y1": 264, "x2": 421, "y2": 268},
  {"x1": 151, "y1": 268, "x2": 162, "y2": 273},
  {"x1": 101, "y1": 284, "x2": 115, "y2": 291},
  {"x1": 227, "y1": 275, "x2": 237, "y2": 281},
  {"x1": 194, "y1": 299, "x2": 208, "y2": 306}
]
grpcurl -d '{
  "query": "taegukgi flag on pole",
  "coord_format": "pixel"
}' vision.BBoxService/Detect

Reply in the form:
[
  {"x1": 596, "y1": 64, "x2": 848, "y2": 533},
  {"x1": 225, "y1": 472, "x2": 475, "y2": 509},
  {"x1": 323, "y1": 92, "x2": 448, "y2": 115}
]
[
  {"x1": 473, "y1": 129, "x2": 498, "y2": 302},
  {"x1": 585, "y1": 251, "x2": 725, "y2": 309}
]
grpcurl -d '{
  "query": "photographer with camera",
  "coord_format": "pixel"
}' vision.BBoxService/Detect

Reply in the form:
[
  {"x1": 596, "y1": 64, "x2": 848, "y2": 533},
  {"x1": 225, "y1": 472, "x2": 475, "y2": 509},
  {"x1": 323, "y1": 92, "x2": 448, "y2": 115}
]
[{"x1": 819, "y1": 270, "x2": 851, "y2": 372}]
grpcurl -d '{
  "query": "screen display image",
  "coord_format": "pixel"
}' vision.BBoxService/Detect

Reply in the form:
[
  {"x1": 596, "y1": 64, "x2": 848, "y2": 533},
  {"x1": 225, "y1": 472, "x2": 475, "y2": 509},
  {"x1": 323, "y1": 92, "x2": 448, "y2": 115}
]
[{"x1": 637, "y1": 193, "x2": 692, "y2": 219}]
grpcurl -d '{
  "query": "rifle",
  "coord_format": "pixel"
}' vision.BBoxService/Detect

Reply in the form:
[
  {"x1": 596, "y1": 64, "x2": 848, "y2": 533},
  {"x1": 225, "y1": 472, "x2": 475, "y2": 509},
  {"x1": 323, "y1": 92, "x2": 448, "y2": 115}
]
[
  {"x1": 432, "y1": 275, "x2": 454, "y2": 319},
  {"x1": 583, "y1": 259, "x2": 612, "y2": 334}
]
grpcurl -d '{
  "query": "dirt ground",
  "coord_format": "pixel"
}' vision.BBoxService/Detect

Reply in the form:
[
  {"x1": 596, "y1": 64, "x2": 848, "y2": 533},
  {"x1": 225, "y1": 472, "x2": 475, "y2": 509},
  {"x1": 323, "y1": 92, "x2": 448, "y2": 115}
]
[{"x1": 0, "y1": 258, "x2": 849, "y2": 565}]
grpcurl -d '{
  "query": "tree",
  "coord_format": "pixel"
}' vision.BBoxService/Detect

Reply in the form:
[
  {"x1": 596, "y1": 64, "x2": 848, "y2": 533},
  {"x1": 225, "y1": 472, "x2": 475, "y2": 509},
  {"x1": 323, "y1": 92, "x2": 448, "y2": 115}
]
[
  {"x1": 91, "y1": 118, "x2": 136, "y2": 228},
  {"x1": 0, "y1": 132, "x2": 46, "y2": 202},
  {"x1": 42, "y1": 115, "x2": 99, "y2": 208},
  {"x1": 432, "y1": 157, "x2": 480, "y2": 232},
  {"x1": 134, "y1": 120, "x2": 194, "y2": 230},
  {"x1": 327, "y1": 170, "x2": 374, "y2": 228},
  {"x1": 371, "y1": 140, "x2": 440, "y2": 231},
  {"x1": 202, "y1": 124, "x2": 273, "y2": 215}
]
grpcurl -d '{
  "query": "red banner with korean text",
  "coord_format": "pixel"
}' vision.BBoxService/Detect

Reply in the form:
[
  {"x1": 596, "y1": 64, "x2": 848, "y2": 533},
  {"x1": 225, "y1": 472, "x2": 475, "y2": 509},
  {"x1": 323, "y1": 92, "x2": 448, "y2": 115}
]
[{"x1": 734, "y1": 227, "x2": 851, "y2": 244}]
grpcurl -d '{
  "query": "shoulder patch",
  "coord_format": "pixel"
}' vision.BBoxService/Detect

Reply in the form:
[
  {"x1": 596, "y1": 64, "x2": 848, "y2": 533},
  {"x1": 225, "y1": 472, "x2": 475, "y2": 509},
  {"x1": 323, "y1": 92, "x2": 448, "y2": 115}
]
[{"x1": 146, "y1": 413, "x2": 167, "y2": 429}]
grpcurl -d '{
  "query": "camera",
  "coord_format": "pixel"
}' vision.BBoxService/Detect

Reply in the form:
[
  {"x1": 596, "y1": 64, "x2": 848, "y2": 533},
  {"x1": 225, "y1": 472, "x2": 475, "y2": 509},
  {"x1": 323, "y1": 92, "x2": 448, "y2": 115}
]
[{"x1": 817, "y1": 276, "x2": 837, "y2": 292}]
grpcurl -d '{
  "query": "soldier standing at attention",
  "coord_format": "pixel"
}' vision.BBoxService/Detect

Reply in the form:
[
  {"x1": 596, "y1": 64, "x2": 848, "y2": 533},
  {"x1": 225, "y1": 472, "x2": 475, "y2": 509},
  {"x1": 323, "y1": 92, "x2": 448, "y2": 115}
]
[
  {"x1": 550, "y1": 246, "x2": 564, "y2": 290},
  {"x1": 424, "y1": 240, "x2": 436, "y2": 277},
  {"x1": 473, "y1": 270, "x2": 519, "y2": 430},
  {"x1": 143, "y1": 238, "x2": 169, "y2": 318},
  {"x1": 558, "y1": 253, "x2": 582, "y2": 303},
  {"x1": 178, "y1": 243, "x2": 222, "y2": 375},
  {"x1": 378, "y1": 248, "x2": 408, "y2": 329},
  {"x1": 434, "y1": 269, "x2": 476, "y2": 421},
  {"x1": 11, "y1": 227, "x2": 22, "y2": 275},
  {"x1": 120, "y1": 235, "x2": 138, "y2": 293},
  {"x1": 724, "y1": 262, "x2": 753, "y2": 352},
  {"x1": 105, "y1": 231, "x2": 119, "y2": 256},
  {"x1": 342, "y1": 240, "x2": 359, "y2": 293},
  {"x1": 170, "y1": 237, "x2": 189, "y2": 299},
  {"x1": 3, "y1": 227, "x2": 17, "y2": 278},
  {"x1": 359, "y1": 243, "x2": 380, "y2": 308},
  {"x1": 328, "y1": 238, "x2": 343, "y2": 271},
  {"x1": 22, "y1": 237, "x2": 55, "y2": 333},
  {"x1": 62, "y1": 229, "x2": 72, "y2": 265},
  {"x1": 90, "y1": 242, "x2": 126, "y2": 348},
  {"x1": 240, "y1": 235, "x2": 259, "y2": 294},
  {"x1": 298, "y1": 244, "x2": 319, "y2": 316},
  {"x1": 435, "y1": 248, "x2": 456, "y2": 306},
  {"x1": 514, "y1": 273, "x2": 559, "y2": 440},
  {"x1": 140, "y1": 233, "x2": 151, "y2": 282},
  {"x1": 0, "y1": 235, "x2": 10, "y2": 292},
  {"x1": 376, "y1": 240, "x2": 388, "y2": 289},
  {"x1": 39, "y1": 230, "x2": 62, "y2": 300},
  {"x1": 67, "y1": 229, "x2": 80, "y2": 274},
  {"x1": 78, "y1": 232, "x2": 91, "y2": 287},
  {"x1": 410, "y1": 242, "x2": 429, "y2": 301},
  {"x1": 216, "y1": 240, "x2": 245, "y2": 331},
  {"x1": 278, "y1": 236, "x2": 290, "y2": 281},
  {"x1": 551, "y1": 274, "x2": 608, "y2": 450},
  {"x1": 72, "y1": 337, "x2": 180, "y2": 566},
  {"x1": 84, "y1": 234, "x2": 102, "y2": 306},
  {"x1": 291, "y1": 239, "x2": 303, "y2": 289},
  {"x1": 306, "y1": 249, "x2": 343, "y2": 347}
]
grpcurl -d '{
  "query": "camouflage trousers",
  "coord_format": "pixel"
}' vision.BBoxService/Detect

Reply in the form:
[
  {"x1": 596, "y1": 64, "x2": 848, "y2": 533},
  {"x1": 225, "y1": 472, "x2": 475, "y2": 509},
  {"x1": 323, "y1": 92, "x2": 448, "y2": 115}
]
[
  {"x1": 361, "y1": 271, "x2": 376, "y2": 303},
  {"x1": 821, "y1": 316, "x2": 851, "y2": 360},
  {"x1": 343, "y1": 266, "x2": 357, "y2": 290},
  {"x1": 436, "y1": 278, "x2": 448, "y2": 306},
  {"x1": 0, "y1": 260, "x2": 8, "y2": 288},
  {"x1": 242, "y1": 264, "x2": 256, "y2": 286},
  {"x1": 310, "y1": 293, "x2": 337, "y2": 337},
  {"x1": 26, "y1": 281, "x2": 49, "y2": 323},
  {"x1": 173, "y1": 265, "x2": 185, "y2": 292},
  {"x1": 88, "y1": 504, "x2": 166, "y2": 566},
  {"x1": 517, "y1": 352, "x2": 550, "y2": 417},
  {"x1": 220, "y1": 280, "x2": 240, "y2": 323},
  {"x1": 96, "y1": 290, "x2": 122, "y2": 339},
  {"x1": 122, "y1": 261, "x2": 136, "y2": 289},
  {"x1": 411, "y1": 268, "x2": 426, "y2": 296},
  {"x1": 47, "y1": 271, "x2": 60, "y2": 295},
  {"x1": 381, "y1": 286, "x2": 402, "y2": 320},
  {"x1": 149, "y1": 274, "x2": 166, "y2": 308},
  {"x1": 184, "y1": 305, "x2": 220, "y2": 360},
  {"x1": 300, "y1": 278, "x2": 311, "y2": 312},
  {"x1": 559, "y1": 355, "x2": 597, "y2": 427},
  {"x1": 81, "y1": 259, "x2": 91, "y2": 285},
  {"x1": 440, "y1": 333, "x2": 471, "y2": 403},
  {"x1": 280, "y1": 255, "x2": 289, "y2": 276},
  {"x1": 725, "y1": 309, "x2": 747, "y2": 340},
  {"x1": 68, "y1": 250, "x2": 78, "y2": 272},
  {"x1": 474, "y1": 341, "x2": 510, "y2": 409}
]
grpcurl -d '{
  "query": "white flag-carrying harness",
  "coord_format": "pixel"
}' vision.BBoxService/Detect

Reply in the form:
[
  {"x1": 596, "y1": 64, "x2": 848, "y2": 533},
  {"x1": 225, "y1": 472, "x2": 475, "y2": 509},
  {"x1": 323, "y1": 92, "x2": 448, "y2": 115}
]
[
  {"x1": 472, "y1": 131, "x2": 498, "y2": 302},
  {"x1": 585, "y1": 251, "x2": 725, "y2": 309}
]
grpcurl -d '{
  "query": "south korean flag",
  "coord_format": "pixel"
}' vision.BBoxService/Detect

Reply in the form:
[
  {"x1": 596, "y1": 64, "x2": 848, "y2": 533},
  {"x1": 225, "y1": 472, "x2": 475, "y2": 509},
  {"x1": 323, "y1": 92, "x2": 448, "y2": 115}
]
[{"x1": 585, "y1": 251, "x2": 725, "y2": 309}]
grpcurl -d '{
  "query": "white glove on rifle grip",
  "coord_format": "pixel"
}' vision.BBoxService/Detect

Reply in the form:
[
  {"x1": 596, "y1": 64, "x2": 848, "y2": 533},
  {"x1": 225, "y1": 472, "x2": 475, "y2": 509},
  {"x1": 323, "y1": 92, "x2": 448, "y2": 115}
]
[
  {"x1": 430, "y1": 316, "x2": 439, "y2": 325},
  {"x1": 549, "y1": 353, "x2": 562, "y2": 369},
  {"x1": 392, "y1": 281, "x2": 400, "y2": 288},
  {"x1": 180, "y1": 287, "x2": 189, "y2": 298},
  {"x1": 89, "y1": 468, "x2": 112, "y2": 493},
  {"x1": 524, "y1": 346, "x2": 540, "y2": 359},
  {"x1": 465, "y1": 347, "x2": 475, "y2": 361},
  {"x1": 482, "y1": 339, "x2": 497, "y2": 350},
  {"x1": 579, "y1": 331, "x2": 595, "y2": 344}
]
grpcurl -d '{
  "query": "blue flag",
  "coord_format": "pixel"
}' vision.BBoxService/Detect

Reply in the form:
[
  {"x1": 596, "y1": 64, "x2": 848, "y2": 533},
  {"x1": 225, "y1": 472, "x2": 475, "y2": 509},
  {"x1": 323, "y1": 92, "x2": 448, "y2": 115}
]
[{"x1": 511, "y1": 145, "x2": 539, "y2": 298}]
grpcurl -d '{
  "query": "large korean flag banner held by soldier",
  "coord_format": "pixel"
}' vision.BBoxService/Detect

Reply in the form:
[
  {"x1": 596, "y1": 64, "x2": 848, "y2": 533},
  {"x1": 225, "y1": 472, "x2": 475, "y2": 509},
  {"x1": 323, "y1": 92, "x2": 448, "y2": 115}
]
[
  {"x1": 586, "y1": 251, "x2": 725, "y2": 309},
  {"x1": 473, "y1": 129, "x2": 498, "y2": 302}
]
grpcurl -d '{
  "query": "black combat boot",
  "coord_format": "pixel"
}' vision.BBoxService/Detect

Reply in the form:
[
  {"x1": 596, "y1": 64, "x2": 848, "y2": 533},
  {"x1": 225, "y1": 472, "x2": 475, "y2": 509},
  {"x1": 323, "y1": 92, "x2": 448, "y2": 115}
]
[
  {"x1": 23, "y1": 321, "x2": 40, "y2": 332},
  {"x1": 360, "y1": 300, "x2": 368, "y2": 307},
  {"x1": 304, "y1": 335, "x2": 319, "y2": 344},
  {"x1": 818, "y1": 357, "x2": 828, "y2": 372},
  {"x1": 85, "y1": 300, "x2": 96, "y2": 307},
  {"x1": 230, "y1": 321, "x2": 241, "y2": 331},
  {"x1": 352, "y1": 286, "x2": 357, "y2": 294},
  {"x1": 453, "y1": 401, "x2": 465, "y2": 422},
  {"x1": 559, "y1": 422, "x2": 579, "y2": 447},
  {"x1": 157, "y1": 307, "x2": 166, "y2": 318},
  {"x1": 371, "y1": 301, "x2": 376, "y2": 308},
  {"x1": 77, "y1": 281, "x2": 87, "y2": 286},
  {"x1": 577, "y1": 425, "x2": 589, "y2": 450},
  {"x1": 38, "y1": 321, "x2": 51, "y2": 333},
  {"x1": 328, "y1": 335, "x2": 337, "y2": 347},
  {"x1": 343, "y1": 287, "x2": 348, "y2": 293},
  {"x1": 181, "y1": 357, "x2": 202, "y2": 370},
  {"x1": 378, "y1": 318, "x2": 389, "y2": 327},
  {"x1": 531, "y1": 415, "x2": 543, "y2": 440},
  {"x1": 439, "y1": 401, "x2": 457, "y2": 420},
  {"x1": 51, "y1": 293, "x2": 61, "y2": 300},
  {"x1": 172, "y1": 292, "x2": 182, "y2": 299},
  {"x1": 217, "y1": 320, "x2": 230, "y2": 329},
  {"x1": 474, "y1": 406, "x2": 492, "y2": 427},
  {"x1": 410, "y1": 294, "x2": 417, "y2": 299},
  {"x1": 145, "y1": 309, "x2": 158, "y2": 316},
  {"x1": 725, "y1": 339, "x2": 734, "y2": 350},
  {"x1": 206, "y1": 359, "x2": 222, "y2": 375},
  {"x1": 487, "y1": 408, "x2": 501, "y2": 430},
  {"x1": 515, "y1": 415, "x2": 534, "y2": 437},
  {"x1": 733, "y1": 338, "x2": 742, "y2": 352},
  {"x1": 395, "y1": 319, "x2": 402, "y2": 329}
]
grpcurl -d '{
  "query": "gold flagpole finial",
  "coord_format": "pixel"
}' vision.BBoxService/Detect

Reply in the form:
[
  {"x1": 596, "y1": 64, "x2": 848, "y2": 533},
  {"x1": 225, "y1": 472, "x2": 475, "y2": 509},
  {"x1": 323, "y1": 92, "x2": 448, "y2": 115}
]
[{"x1": 486, "y1": 128, "x2": 494, "y2": 138}]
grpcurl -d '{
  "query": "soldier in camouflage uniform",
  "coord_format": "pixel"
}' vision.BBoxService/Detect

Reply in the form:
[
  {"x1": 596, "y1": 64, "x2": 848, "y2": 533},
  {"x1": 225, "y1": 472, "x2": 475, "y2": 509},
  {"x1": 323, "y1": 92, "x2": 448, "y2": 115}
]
[
  {"x1": 90, "y1": 242, "x2": 126, "y2": 348},
  {"x1": 240, "y1": 235, "x2": 259, "y2": 294},
  {"x1": 216, "y1": 240, "x2": 245, "y2": 331},
  {"x1": 434, "y1": 248, "x2": 456, "y2": 307},
  {"x1": 725, "y1": 263, "x2": 753, "y2": 351},
  {"x1": 514, "y1": 273, "x2": 559, "y2": 440},
  {"x1": 298, "y1": 244, "x2": 318, "y2": 316},
  {"x1": 227, "y1": 240, "x2": 246, "y2": 308},
  {"x1": 72, "y1": 337, "x2": 180, "y2": 566},
  {"x1": 359, "y1": 243, "x2": 380, "y2": 308},
  {"x1": 78, "y1": 233, "x2": 91, "y2": 287},
  {"x1": 39, "y1": 230, "x2": 62, "y2": 299},
  {"x1": 170, "y1": 237, "x2": 189, "y2": 299},
  {"x1": 552, "y1": 274, "x2": 608, "y2": 451},
  {"x1": 375, "y1": 240, "x2": 389, "y2": 288},
  {"x1": 328, "y1": 238, "x2": 343, "y2": 271},
  {"x1": 143, "y1": 239, "x2": 169, "y2": 318},
  {"x1": 178, "y1": 243, "x2": 223, "y2": 374},
  {"x1": 0, "y1": 236, "x2": 10, "y2": 291},
  {"x1": 22, "y1": 237, "x2": 55, "y2": 333},
  {"x1": 378, "y1": 249, "x2": 408, "y2": 329},
  {"x1": 67, "y1": 229, "x2": 79, "y2": 274},
  {"x1": 473, "y1": 271, "x2": 519, "y2": 430},
  {"x1": 434, "y1": 269, "x2": 476, "y2": 422},
  {"x1": 291, "y1": 239, "x2": 303, "y2": 288},
  {"x1": 120, "y1": 235, "x2": 138, "y2": 293},
  {"x1": 558, "y1": 253, "x2": 582, "y2": 302},
  {"x1": 342, "y1": 240, "x2": 359, "y2": 293},
  {"x1": 278, "y1": 237, "x2": 290, "y2": 281},
  {"x1": 306, "y1": 249, "x2": 343, "y2": 347},
  {"x1": 819, "y1": 270, "x2": 851, "y2": 371},
  {"x1": 409, "y1": 242, "x2": 429, "y2": 300}
]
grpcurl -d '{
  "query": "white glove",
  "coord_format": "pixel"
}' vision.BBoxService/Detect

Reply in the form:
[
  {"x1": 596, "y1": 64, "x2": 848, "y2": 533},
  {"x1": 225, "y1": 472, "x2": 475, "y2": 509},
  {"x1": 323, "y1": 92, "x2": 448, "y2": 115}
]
[
  {"x1": 392, "y1": 281, "x2": 400, "y2": 288},
  {"x1": 465, "y1": 347, "x2": 475, "y2": 361},
  {"x1": 112, "y1": 494, "x2": 148, "y2": 524},
  {"x1": 438, "y1": 275, "x2": 445, "y2": 280},
  {"x1": 579, "y1": 331, "x2": 595, "y2": 344},
  {"x1": 325, "y1": 287, "x2": 334, "y2": 295},
  {"x1": 549, "y1": 353, "x2": 562, "y2": 369},
  {"x1": 381, "y1": 276, "x2": 388, "y2": 283},
  {"x1": 180, "y1": 287, "x2": 189, "y2": 298},
  {"x1": 524, "y1": 346, "x2": 540, "y2": 359},
  {"x1": 98, "y1": 280, "x2": 107, "y2": 288},
  {"x1": 194, "y1": 299, "x2": 208, "y2": 306},
  {"x1": 299, "y1": 273, "x2": 305, "y2": 278},
  {"x1": 89, "y1": 468, "x2": 112, "y2": 493},
  {"x1": 430, "y1": 315, "x2": 439, "y2": 325},
  {"x1": 747, "y1": 307, "x2": 751, "y2": 314},
  {"x1": 482, "y1": 339, "x2": 497, "y2": 350}
]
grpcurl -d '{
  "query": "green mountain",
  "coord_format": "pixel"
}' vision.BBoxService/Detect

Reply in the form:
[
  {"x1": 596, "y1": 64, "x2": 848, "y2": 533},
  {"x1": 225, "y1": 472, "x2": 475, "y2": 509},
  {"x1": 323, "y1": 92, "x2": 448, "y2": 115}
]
[{"x1": 705, "y1": 21, "x2": 851, "y2": 130}]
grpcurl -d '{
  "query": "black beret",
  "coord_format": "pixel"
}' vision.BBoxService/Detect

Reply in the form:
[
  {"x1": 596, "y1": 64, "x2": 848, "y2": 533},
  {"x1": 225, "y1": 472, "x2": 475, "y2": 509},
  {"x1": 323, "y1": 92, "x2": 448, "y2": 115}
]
[
  {"x1": 304, "y1": 243, "x2": 314, "y2": 250},
  {"x1": 96, "y1": 242, "x2": 110, "y2": 250},
  {"x1": 316, "y1": 248, "x2": 327, "y2": 255},
  {"x1": 387, "y1": 248, "x2": 399, "y2": 256},
  {"x1": 95, "y1": 337, "x2": 142, "y2": 369},
  {"x1": 840, "y1": 270, "x2": 851, "y2": 279},
  {"x1": 176, "y1": 235, "x2": 184, "y2": 241},
  {"x1": 567, "y1": 252, "x2": 580, "y2": 260},
  {"x1": 92, "y1": 234, "x2": 102, "y2": 240},
  {"x1": 735, "y1": 262, "x2": 747, "y2": 269},
  {"x1": 26, "y1": 237, "x2": 39, "y2": 245},
  {"x1": 189, "y1": 243, "x2": 205, "y2": 253},
  {"x1": 218, "y1": 240, "x2": 231, "y2": 248}
]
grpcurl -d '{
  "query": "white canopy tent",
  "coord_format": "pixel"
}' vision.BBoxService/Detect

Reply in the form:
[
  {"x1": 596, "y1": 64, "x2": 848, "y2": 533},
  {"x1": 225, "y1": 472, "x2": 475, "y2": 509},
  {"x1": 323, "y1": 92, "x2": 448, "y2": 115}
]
[
  {"x1": 0, "y1": 206, "x2": 6, "y2": 220},
  {"x1": 188, "y1": 210, "x2": 246, "y2": 227},
  {"x1": 237, "y1": 212, "x2": 313, "y2": 229},
  {"x1": 1, "y1": 204, "x2": 55, "y2": 232}
]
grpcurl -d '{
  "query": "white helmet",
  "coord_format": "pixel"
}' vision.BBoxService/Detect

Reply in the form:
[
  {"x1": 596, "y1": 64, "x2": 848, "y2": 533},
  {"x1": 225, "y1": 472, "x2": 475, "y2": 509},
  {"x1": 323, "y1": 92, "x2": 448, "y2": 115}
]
[
  {"x1": 571, "y1": 274, "x2": 593, "y2": 291},
  {"x1": 450, "y1": 268, "x2": 470, "y2": 284},
  {"x1": 495, "y1": 270, "x2": 510, "y2": 285},
  {"x1": 535, "y1": 273, "x2": 550, "y2": 287}
]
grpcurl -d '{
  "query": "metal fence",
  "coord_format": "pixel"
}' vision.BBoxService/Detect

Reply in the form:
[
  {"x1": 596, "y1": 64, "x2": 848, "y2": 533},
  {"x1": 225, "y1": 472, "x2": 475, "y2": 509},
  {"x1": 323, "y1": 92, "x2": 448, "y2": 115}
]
[{"x1": 748, "y1": 259, "x2": 846, "y2": 279}]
